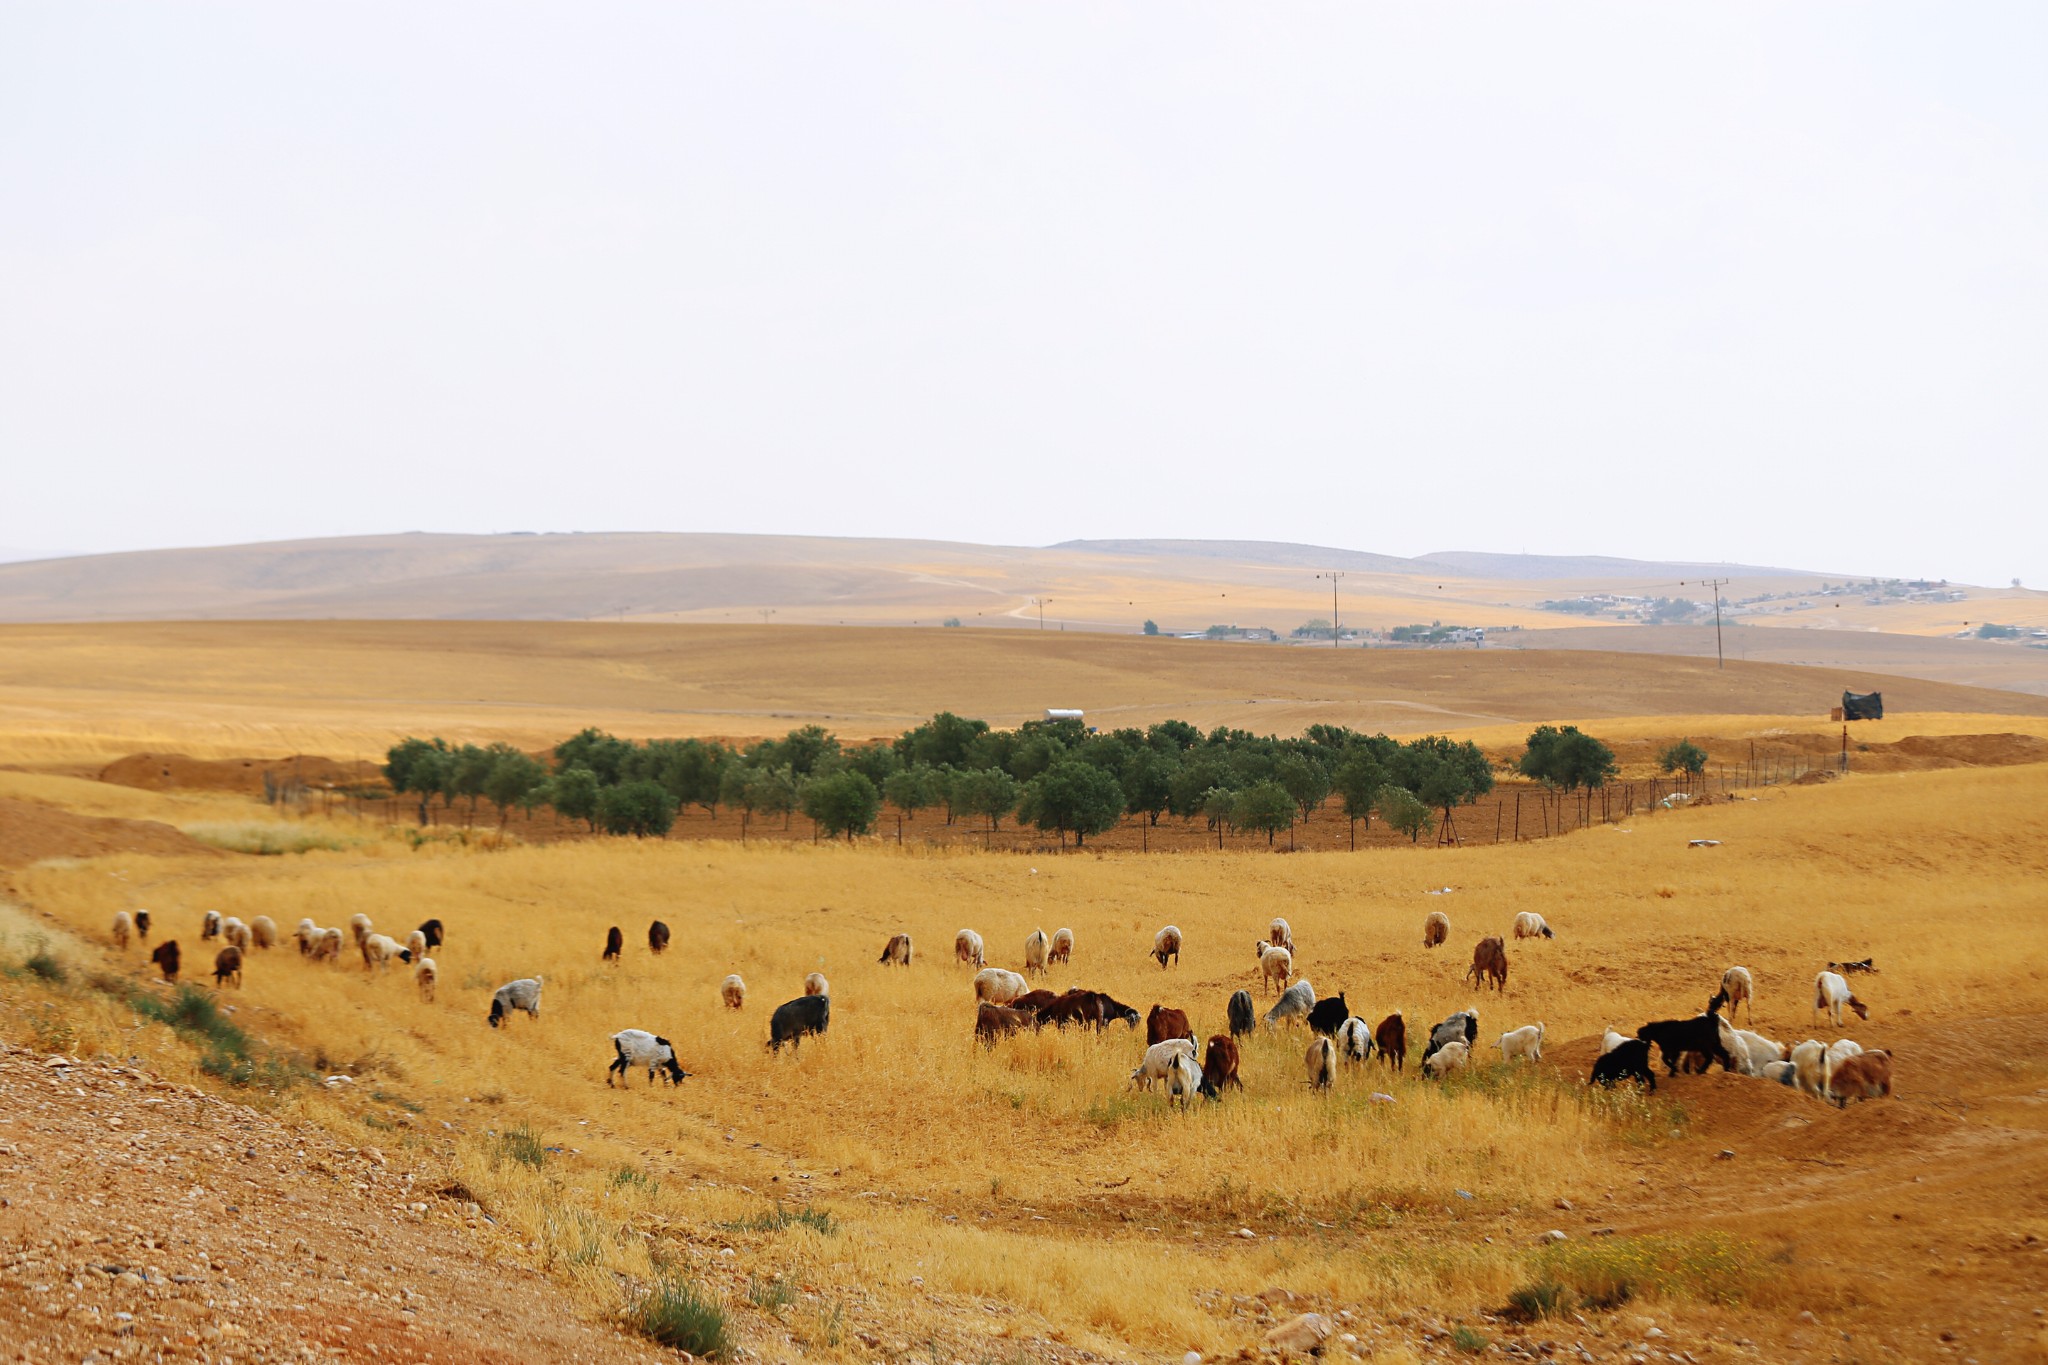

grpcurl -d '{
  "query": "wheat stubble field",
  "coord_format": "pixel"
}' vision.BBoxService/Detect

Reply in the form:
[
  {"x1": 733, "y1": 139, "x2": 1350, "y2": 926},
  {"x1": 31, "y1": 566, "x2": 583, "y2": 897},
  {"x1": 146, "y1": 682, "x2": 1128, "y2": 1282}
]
[{"x1": 3, "y1": 624, "x2": 2047, "y2": 1364}]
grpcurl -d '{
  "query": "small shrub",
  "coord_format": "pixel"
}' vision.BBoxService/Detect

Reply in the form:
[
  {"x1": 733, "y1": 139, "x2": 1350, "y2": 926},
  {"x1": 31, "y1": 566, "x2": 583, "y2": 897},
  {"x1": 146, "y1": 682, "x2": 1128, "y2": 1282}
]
[
  {"x1": 632, "y1": 1276, "x2": 732, "y2": 1356},
  {"x1": 1506, "y1": 1279, "x2": 1569, "y2": 1320},
  {"x1": 1537, "y1": 1232, "x2": 1765, "y2": 1308},
  {"x1": 492, "y1": 1124, "x2": 549, "y2": 1169},
  {"x1": 747, "y1": 1275, "x2": 796, "y2": 1316},
  {"x1": 1449, "y1": 1325, "x2": 1489, "y2": 1354},
  {"x1": 610, "y1": 1164, "x2": 658, "y2": 1195},
  {"x1": 24, "y1": 946, "x2": 67, "y2": 983},
  {"x1": 718, "y1": 1205, "x2": 836, "y2": 1236}
]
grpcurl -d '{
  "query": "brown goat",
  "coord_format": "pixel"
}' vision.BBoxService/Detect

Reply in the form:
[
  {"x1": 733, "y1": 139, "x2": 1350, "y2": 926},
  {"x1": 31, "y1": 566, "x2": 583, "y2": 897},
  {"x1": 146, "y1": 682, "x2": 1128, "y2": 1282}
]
[
  {"x1": 150, "y1": 940, "x2": 181, "y2": 982},
  {"x1": 1010, "y1": 989, "x2": 1062, "y2": 1016},
  {"x1": 1466, "y1": 936, "x2": 1508, "y2": 993},
  {"x1": 647, "y1": 920, "x2": 671, "y2": 955},
  {"x1": 213, "y1": 945, "x2": 243, "y2": 989},
  {"x1": 975, "y1": 1003, "x2": 1036, "y2": 1047},
  {"x1": 602, "y1": 926, "x2": 623, "y2": 963},
  {"x1": 1202, "y1": 1034, "x2": 1242, "y2": 1091},
  {"x1": 1146, "y1": 1005, "x2": 1194, "y2": 1046},
  {"x1": 1827, "y1": 1049, "x2": 1894, "y2": 1107},
  {"x1": 1374, "y1": 1011, "x2": 1407, "y2": 1071}
]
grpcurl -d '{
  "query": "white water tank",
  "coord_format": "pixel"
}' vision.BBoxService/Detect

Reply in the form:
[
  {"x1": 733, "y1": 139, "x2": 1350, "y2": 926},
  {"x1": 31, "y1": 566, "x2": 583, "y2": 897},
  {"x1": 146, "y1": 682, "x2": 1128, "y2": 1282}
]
[{"x1": 1044, "y1": 709, "x2": 1084, "y2": 722}]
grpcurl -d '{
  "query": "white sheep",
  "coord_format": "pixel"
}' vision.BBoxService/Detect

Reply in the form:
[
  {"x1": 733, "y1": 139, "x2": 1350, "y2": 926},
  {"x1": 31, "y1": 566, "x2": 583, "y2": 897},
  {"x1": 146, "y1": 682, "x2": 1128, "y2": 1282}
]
[
  {"x1": 607, "y1": 1029, "x2": 688, "y2": 1087},
  {"x1": 1600, "y1": 1028, "x2": 1631, "y2": 1055},
  {"x1": 955, "y1": 929, "x2": 985, "y2": 967},
  {"x1": 1422, "y1": 1039, "x2": 1471, "y2": 1077},
  {"x1": 804, "y1": 971, "x2": 829, "y2": 997},
  {"x1": 249, "y1": 915, "x2": 277, "y2": 950},
  {"x1": 1789, "y1": 1039, "x2": 1829, "y2": 1096},
  {"x1": 1813, "y1": 971, "x2": 1868, "y2": 1027},
  {"x1": 488, "y1": 976, "x2": 544, "y2": 1028},
  {"x1": 348, "y1": 913, "x2": 372, "y2": 949},
  {"x1": 1496, "y1": 1022, "x2": 1545, "y2": 1062},
  {"x1": 1335, "y1": 1016, "x2": 1373, "y2": 1064},
  {"x1": 1049, "y1": 927, "x2": 1073, "y2": 965},
  {"x1": 1512, "y1": 911, "x2": 1554, "y2": 941},
  {"x1": 721, "y1": 974, "x2": 746, "y2": 1010},
  {"x1": 112, "y1": 911, "x2": 133, "y2": 950},
  {"x1": 1760, "y1": 1059, "x2": 1797, "y2": 1087},
  {"x1": 294, "y1": 918, "x2": 319, "y2": 954},
  {"x1": 201, "y1": 910, "x2": 223, "y2": 941},
  {"x1": 1721, "y1": 1022, "x2": 1789, "y2": 1077},
  {"x1": 1256, "y1": 941, "x2": 1293, "y2": 994},
  {"x1": 221, "y1": 917, "x2": 251, "y2": 952},
  {"x1": 1263, "y1": 978, "x2": 1315, "y2": 1028},
  {"x1": 1720, "y1": 965, "x2": 1754, "y2": 1022},
  {"x1": 1152, "y1": 925, "x2": 1182, "y2": 969},
  {"x1": 361, "y1": 933, "x2": 403, "y2": 972},
  {"x1": 1023, "y1": 929, "x2": 1050, "y2": 976},
  {"x1": 974, "y1": 967, "x2": 1028, "y2": 1005},
  {"x1": 414, "y1": 956, "x2": 437, "y2": 1003},
  {"x1": 312, "y1": 926, "x2": 344, "y2": 962},
  {"x1": 1305, "y1": 1036, "x2": 1335, "y2": 1090},
  {"x1": 1130, "y1": 1038, "x2": 1198, "y2": 1089},
  {"x1": 1164, "y1": 1051, "x2": 1205, "y2": 1109},
  {"x1": 1422, "y1": 910, "x2": 1450, "y2": 949},
  {"x1": 405, "y1": 929, "x2": 428, "y2": 962},
  {"x1": 1268, "y1": 917, "x2": 1294, "y2": 953}
]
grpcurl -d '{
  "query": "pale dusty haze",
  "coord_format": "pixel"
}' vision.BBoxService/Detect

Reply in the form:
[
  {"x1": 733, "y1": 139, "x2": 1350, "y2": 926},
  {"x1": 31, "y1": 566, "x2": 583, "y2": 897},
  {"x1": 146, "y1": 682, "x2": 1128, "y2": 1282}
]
[{"x1": 3, "y1": 4, "x2": 2043, "y2": 584}]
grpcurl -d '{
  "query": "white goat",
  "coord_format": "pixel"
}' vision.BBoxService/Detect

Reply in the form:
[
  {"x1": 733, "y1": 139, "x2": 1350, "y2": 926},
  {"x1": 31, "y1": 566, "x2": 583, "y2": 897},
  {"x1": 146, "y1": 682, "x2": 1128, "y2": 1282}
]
[
  {"x1": 221, "y1": 917, "x2": 251, "y2": 952},
  {"x1": 112, "y1": 911, "x2": 133, "y2": 950},
  {"x1": 347, "y1": 912, "x2": 372, "y2": 949},
  {"x1": 804, "y1": 971, "x2": 829, "y2": 997},
  {"x1": 1422, "y1": 1040, "x2": 1471, "y2": 1077},
  {"x1": 1335, "y1": 1016, "x2": 1374, "y2": 1064},
  {"x1": 1720, "y1": 965, "x2": 1754, "y2": 1022},
  {"x1": 974, "y1": 967, "x2": 1028, "y2": 1004},
  {"x1": 405, "y1": 929, "x2": 428, "y2": 962},
  {"x1": 1268, "y1": 917, "x2": 1294, "y2": 953},
  {"x1": 607, "y1": 1029, "x2": 688, "y2": 1087},
  {"x1": 361, "y1": 933, "x2": 403, "y2": 972},
  {"x1": 1130, "y1": 1038, "x2": 1198, "y2": 1089},
  {"x1": 1600, "y1": 1028, "x2": 1631, "y2": 1055},
  {"x1": 1049, "y1": 927, "x2": 1073, "y2": 964},
  {"x1": 1023, "y1": 929, "x2": 1050, "y2": 976},
  {"x1": 1256, "y1": 941, "x2": 1293, "y2": 994},
  {"x1": 414, "y1": 956, "x2": 437, "y2": 1003},
  {"x1": 201, "y1": 911, "x2": 222, "y2": 941},
  {"x1": 1152, "y1": 925, "x2": 1183, "y2": 968},
  {"x1": 1263, "y1": 979, "x2": 1315, "y2": 1028},
  {"x1": 1165, "y1": 1051, "x2": 1205, "y2": 1109},
  {"x1": 294, "y1": 918, "x2": 318, "y2": 954},
  {"x1": 1496, "y1": 1022, "x2": 1545, "y2": 1062},
  {"x1": 720, "y1": 974, "x2": 746, "y2": 1010},
  {"x1": 1789, "y1": 1039, "x2": 1829, "y2": 1096},
  {"x1": 955, "y1": 929, "x2": 985, "y2": 966},
  {"x1": 1813, "y1": 971, "x2": 1868, "y2": 1027}
]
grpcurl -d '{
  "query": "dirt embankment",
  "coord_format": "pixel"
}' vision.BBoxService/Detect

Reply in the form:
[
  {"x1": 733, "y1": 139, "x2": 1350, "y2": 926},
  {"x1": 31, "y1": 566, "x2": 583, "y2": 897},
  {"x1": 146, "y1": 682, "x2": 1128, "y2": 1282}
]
[
  {"x1": 0, "y1": 1040, "x2": 668, "y2": 1365},
  {"x1": 97, "y1": 753, "x2": 380, "y2": 798},
  {"x1": 0, "y1": 798, "x2": 221, "y2": 870}
]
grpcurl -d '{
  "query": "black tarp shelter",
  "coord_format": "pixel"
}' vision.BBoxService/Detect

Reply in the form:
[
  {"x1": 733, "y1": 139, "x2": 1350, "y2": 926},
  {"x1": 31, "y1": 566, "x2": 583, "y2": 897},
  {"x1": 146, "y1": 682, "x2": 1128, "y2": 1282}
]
[{"x1": 1842, "y1": 690, "x2": 1883, "y2": 721}]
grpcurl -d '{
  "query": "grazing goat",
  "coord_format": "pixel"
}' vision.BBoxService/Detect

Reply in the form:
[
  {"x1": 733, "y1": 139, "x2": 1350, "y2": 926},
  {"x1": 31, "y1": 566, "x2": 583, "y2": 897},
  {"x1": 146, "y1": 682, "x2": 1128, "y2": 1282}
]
[
  {"x1": 213, "y1": 945, "x2": 243, "y2": 989},
  {"x1": 1306, "y1": 992, "x2": 1350, "y2": 1037},
  {"x1": 221, "y1": 917, "x2": 251, "y2": 952},
  {"x1": 721, "y1": 974, "x2": 747, "y2": 1010},
  {"x1": 1421, "y1": 1040, "x2": 1470, "y2": 1077},
  {"x1": 1226, "y1": 989, "x2": 1256, "y2": 1037},
  {"x1": 1374, "y1": 1012, "x2": 1406, "y2": 1071},
  {"x1": 1422, "y1": 910, "x2": 1449, "y2": 949},
  {"x1": 877, "y1": 932, "x2": 913, "y2": 966},
  {"x1": 1600, "y1": 1028, "x2": 1631, "y2": 1055},
  {"x1": 294, "y1": 918, "x2": 318, "y2": 954},
  {"x1": 311, "y1": 927, "x2": 344, "y2": 962},
  {"x1": 1589, "y1": 1038, "x2": 1657, "y2": 1092},
  {"x1": 1466, "y1": 936, "x2": 1509, "y2": 993},
  {"x1": 973, "y1": 967, "x2": 1028, "y2": 1005},
  {"x1": 804, "y1": 972, "x2": 829, "y2": 997},
  {"x1": 202, "y1": 911, "x2": 223, "y2": 942},
  {"x1": 1203, "y1": 1035, "x2": 1242, "y2": 1092},
  {"x1": 603, "y1": 926, "x2": 623, "y2": 963},
  {"x1": 1049, "y1": 927, "x2": 1073, "y2": 965},
  {"x1": 1023, "y1": 930, "x2": 1050, "y2": 976},
  {"x1": 1637, "y1": 991, "x2": 1734, "y2": 1076},
  {"x1": 1305, "y1": 1036, "x2": 1336, "y2": 1090},
  {"x1": 112, "y1": 911, "x2": 133, "y2": 950},
  {"x1": 1761, "y1": 1059, "x2": 1797, "y2": 1087},
  {"x1": 1422, "y1": 1010, "x2": 1478, "y2": 1064},
  {"x1": 1720, "y1": 1020, "x2": 1789, "y2": 1076},
  {"x1": 405, "y1": 929, "x2": 428, "y2": 962},
  {"x1": 1335, "y1": 1016, "x2": 1373, "y2": 1064},
  {"x1": 976, "y1": 1003, "x2": 1036, "y2": 1046},
  {"x1": 347, "y1": 913, "x2": 370, "y2": 949},
  {"x1": 1130, "y1": 1038, "x2": 1197, "y2": 1090},
  {"x1": 608, "y1": 1030, "x2": 688, "y2": 1087},
  {"x1": 1813, "y1": 971, "x2": 1868, "y2": 1026},
  {"x1": 1789, "y1": 1040, "x2": 1829, "y2": 1096},
  {"x1": 1496, "y1": 1022, "x2": 1545, "y2": 1062},
  {"x1": 488, "y1": 976, "x2": 544, "y2": 1028},
  {"x1": 134, "y1": 910, "x2": 151, "y2": 942},
  {"x1": 1256, "y1": 942, "x2": 1293, "y2": 994},
  {"x1": 1512, "y1": 911, "x2": 1554, "y2": 941},
  {"x1": 648, "y1": 920, "x2": 671, "y2": 955},
  {"x1": 1146, "y1": 1005, "x2": 1194, "y2": 1046},
  {"x1": 1040, "y1": 990, "x2": 1140, "y2": 1030},
  {"x1": 955, "y1": 929, "x2": 985, "y2": 966},
  {"x1": 1264, "y1": 979, "x2": 1316, "y2": 1028},
  {"x1": 1720, "y1": 965, "x2": 1754, "y2": 1023},
  {"x1": 767, "y1": 995, "x2": 830, "y2": 1053},
  {"x1": 1152, "y1": 925, "x2": 1182, "y2": 969},
  {"x1": 1268, "y1": 917, "x2": 1294, "y2": 953},
  {"x1": 1165, "y1": 1051, "x2": 1213, "y2": 1107},
  {"x1": 249, "y1": 916, "x2": 277, "y2": 950},
  {"x1": 151, "y1": 940, "x2": 181, "y2": 982},
  {"x1": 416, "y1": 918, "x2": 445, "y2": 951},
  {"x1": 1826, "y1": 1048, "x2": 1893, "y2": 1107},
  {"x1": 361, "y1": 933, "x2": 403, "y2": 972},
  {"x1": 1010, "y1": 989, "x2": 1060, "y2": 1016},
  {"x1": 414, "y1": 956, "x2": 437, "y2": 1003}
]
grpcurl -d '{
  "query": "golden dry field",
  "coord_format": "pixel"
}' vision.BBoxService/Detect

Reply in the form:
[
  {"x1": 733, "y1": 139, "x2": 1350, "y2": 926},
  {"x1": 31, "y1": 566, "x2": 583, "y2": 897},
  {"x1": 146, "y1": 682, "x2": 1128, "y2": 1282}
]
[{"x1": 4, "y1": 626, "x2": 2048, "y2": 1363}]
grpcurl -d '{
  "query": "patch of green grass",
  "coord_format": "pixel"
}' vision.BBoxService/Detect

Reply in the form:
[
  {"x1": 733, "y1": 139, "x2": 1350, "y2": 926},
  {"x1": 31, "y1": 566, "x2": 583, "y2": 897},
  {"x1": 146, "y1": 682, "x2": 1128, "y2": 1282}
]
[
  {"x1": 717, "y1": 1205, "x2": 837, "y2": 1236},
  {"x1": 746, "y1": 1274, "x2": 797, "y2": 1316},
  {"x1": 632, "y1": 1276, "x2": 732, "y2": 1357},
  {"x1": 371, "y1": 1089, "x2": 424, "y2": 1113},
  {"x1": 491, "y1": 1124, "x2": 549, "y2": 1169},
  {"x1": 1506, "y1": 1278, "x2": 1569, "y2": 1320},
  {"x1": 1536, "y1": 1232, "x2": 1766, "y2": 1309},
  {"x1": 1449, "y1": 1325, "x2": 1489, "y2": 1354},
  {"x1": 182, "y1": 822, "x2": 355, "y2": 855},
  {"x1": 610, "y1": 1163, "x2": 658, "y2": 1195},
  {"x1": 24, "y1": 946, "x2": 67, "y2": 983}
]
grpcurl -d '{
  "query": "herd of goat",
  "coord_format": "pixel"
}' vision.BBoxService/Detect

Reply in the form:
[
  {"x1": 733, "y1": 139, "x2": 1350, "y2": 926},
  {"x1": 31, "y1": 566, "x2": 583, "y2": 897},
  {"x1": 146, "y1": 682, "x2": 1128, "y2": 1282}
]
[{"x1": 108, "y1": 904, "x2": 1892, "y2": 1110}]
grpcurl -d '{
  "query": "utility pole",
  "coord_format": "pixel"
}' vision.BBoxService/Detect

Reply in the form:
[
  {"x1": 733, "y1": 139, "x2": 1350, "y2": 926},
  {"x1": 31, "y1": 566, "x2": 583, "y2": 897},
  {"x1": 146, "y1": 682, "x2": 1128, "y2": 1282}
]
[
  {"x1": 1316, "y1": 571, "x2": 1345, "y2": 648},
  {"x1": 1030, "y1": 597, "x2": 1049, "y2": 630},
  {"x1": 1684, "y1": 578, "x2": 1730, "y2": 668}
]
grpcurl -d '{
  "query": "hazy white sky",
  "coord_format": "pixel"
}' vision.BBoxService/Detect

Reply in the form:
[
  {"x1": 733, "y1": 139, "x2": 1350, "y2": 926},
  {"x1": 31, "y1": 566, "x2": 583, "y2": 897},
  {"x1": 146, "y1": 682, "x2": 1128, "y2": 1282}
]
[{"x1": 3, "y1": 4, "x2": 2043, "y2": 584}]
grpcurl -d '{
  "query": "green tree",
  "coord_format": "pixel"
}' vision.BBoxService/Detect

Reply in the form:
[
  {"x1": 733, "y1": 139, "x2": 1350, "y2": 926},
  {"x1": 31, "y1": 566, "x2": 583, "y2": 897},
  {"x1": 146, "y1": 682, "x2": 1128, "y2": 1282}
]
[
  {"x1": 1658, "y1": 739, "x2": 1709, "y2": 789},
  {"x1": 894, "y1": 712, "x2": 990, "y2": 770},
  {"x1": 1017, "y1": 760, "x2": 1125, "y2": 848},
  {"x1": 801, "y1": 769, "x2": 881, "y2": 839},
  {"x1": 1332, "y1": 745, "x2": 1389, "y2": 842},
  {"x1": 554, "y1": 727, "x2": 636, "y2": 784},
  {"x1": 1119, "y1": 747, "x2": 1180, "y2": 826},
  {"x1": 1394, "y1": 734, "x2": 1495, "y2": 834},
  {"x1": 482, "y1": 748, "x2": 547, "y2": 829},
  {"x1": 883, "y1": 764, "x2": 944, "y2": 821},
  {"x1": 748, "y1": 765, "x2": 800, "y2": 829},
  {"x1": 1375, "y1": 786, "x2": 1435, "y2": 843},
  {"x1": 951, "y1": 767, "x2": 1022, "y2": 830},
  {"x1": 1142, "y1": 619, "x2": 1160, "y2": 636},
  {"x1": 655, "y1": 738, "x2": 728, "y2": 815},
  {"x1": 597, "y1": 780, "x2": 678, "y2": 838},
  {"x1": 449, "y1": 743, "x2": 498, "y2": 825},
  {"x1": 772, "y1": 724, "x2": 841, "y2": 778},
  {"x1": 1231, "y1": 780, "x2": 1296, "y2": 846},
  {"x1": 1518, "y1": 725, "x2": 1618, "y2": 794},
  {"x1": 842, "y1": 741, "x2": 899, "y2": 788},
  {"x1": 550, "y1": 766, "x2": 603, "y2": 832},
  {"x1": 1274, "y1": 754, "x2": 1333, "y2": 824},
  {"x1": 383, "y1": 737, "x2": 449, "y2": 826},
  {"x1": 1200, "y1": 785, "x2": 1236, "y2": 833}
]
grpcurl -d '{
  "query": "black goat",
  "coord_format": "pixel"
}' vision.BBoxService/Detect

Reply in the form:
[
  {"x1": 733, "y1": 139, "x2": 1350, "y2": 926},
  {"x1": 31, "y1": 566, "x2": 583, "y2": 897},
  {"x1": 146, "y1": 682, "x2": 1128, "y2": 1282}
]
[
  {"x1": 1589, "y1": 1037, "x2": 1658, "y2": 1092},
  {"x1": 1635, "y1": 990, "x2": 1734, "y2": 1076},
  {"x1": 1226, "y1": 989, "x2": 1255, "y2": 1037},
  {"x1": 1307, "y1": 992, "x2": 1350, "y2": 1037}
]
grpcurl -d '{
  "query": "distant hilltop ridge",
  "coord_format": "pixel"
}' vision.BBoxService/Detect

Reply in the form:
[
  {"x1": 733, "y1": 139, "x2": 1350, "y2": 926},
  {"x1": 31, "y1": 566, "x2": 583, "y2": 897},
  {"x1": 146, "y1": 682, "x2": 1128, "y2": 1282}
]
[{"x1": 0, "y1": 530, "x2": 1853, "y2": 625}]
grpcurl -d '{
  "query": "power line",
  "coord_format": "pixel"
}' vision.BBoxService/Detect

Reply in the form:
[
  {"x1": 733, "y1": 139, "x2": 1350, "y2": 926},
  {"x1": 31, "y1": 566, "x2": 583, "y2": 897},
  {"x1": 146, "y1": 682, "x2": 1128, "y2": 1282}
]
[
  {"x1": 1681, "y1": 578, "x2": 1730, "y2": 668},
  {"x1": 1316, "y1": 571, "x2": 1345, "y2": 648}
]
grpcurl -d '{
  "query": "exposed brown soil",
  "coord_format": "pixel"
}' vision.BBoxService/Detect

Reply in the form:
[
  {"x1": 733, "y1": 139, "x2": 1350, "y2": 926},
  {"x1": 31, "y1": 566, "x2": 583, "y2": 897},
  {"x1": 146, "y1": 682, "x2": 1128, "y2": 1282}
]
[
  {"x1": 0, "y1": 797, "x2": 221, "y2": 869},
  {"x1": 97, "y1": 753, "x2": 381, "y2": 798}
]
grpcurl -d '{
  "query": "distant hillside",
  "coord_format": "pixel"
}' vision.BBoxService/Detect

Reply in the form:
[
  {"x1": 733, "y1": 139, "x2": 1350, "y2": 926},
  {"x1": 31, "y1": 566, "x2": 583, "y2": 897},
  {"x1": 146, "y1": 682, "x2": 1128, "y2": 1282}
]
[
  {"x1": 1050, "y1": 539, "x2": 1439, "y2": 575},
  {"x1": 1419, "y1": 550, "x2": 1807, "y2": 581}
]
